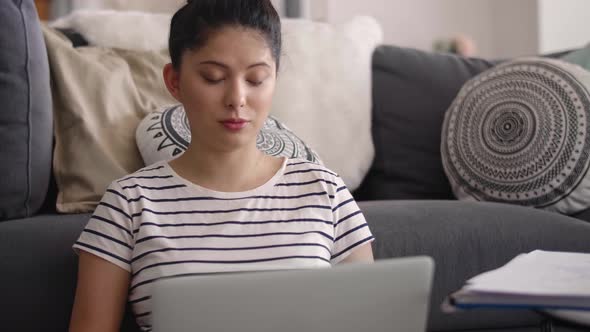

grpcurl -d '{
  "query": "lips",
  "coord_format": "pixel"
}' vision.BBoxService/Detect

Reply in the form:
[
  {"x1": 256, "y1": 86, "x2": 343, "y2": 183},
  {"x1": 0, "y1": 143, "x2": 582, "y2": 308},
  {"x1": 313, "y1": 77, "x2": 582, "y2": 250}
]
[{"x1": 220, "y1": 118, "x2": 249, "y2": 131}]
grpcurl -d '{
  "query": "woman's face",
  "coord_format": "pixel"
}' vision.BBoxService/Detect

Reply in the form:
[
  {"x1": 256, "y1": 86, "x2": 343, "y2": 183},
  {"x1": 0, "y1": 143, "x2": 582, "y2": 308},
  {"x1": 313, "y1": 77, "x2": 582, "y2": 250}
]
[{"x1": 165, "y1": 26, "x2": 277, "y2": 153}]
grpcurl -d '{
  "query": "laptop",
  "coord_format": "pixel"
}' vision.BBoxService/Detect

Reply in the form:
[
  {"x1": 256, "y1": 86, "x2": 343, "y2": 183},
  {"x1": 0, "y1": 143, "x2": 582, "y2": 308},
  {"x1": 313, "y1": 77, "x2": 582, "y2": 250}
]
[{"x1": 151, "y1": 256, "x2": 434, "y2": 332}]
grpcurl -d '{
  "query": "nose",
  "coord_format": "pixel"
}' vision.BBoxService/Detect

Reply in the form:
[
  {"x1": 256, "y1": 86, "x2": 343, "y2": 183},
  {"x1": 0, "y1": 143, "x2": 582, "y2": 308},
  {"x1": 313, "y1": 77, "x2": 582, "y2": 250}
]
[{"x1": 224, "y1": 80, "x2": 246, "y2": 110}]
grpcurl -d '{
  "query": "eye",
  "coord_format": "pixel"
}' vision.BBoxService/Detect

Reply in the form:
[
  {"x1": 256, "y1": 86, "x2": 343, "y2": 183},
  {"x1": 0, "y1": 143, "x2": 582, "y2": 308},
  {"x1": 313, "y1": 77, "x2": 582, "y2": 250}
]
[
  {"x1": 200, "y1": 70, "x2": 225, "y2": 84},
  {"x1": 247, "y1": 80, "x2": 264, "y2": 87},
  {"x1": 203, "y1": 76, "x2": 224, "y2": 84}
]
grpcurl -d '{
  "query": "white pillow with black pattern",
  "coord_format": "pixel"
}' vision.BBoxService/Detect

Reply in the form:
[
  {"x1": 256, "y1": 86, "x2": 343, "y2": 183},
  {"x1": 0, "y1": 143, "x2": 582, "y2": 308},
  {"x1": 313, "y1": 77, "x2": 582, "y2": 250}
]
[
  {"x1": 136, "y1": 105, "x2": 322, "y2": 166},
  {"x1": 441, "y1": 57, "x2": 590, "y2": 215}
]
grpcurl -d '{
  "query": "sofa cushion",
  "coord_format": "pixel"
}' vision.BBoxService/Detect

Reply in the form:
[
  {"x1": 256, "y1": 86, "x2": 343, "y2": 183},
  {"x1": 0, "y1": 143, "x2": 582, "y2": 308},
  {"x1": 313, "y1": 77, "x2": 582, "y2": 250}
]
[
  {"x1": 271, "y1": 16, "x2": 382, "y2": 191},
  {"x1": 0, "y1": 0, "x2": 53, "y2": 221},
  {"x1": 561, "y1": 43, "x2": 590, "y2": 71},
  {"x1": 0, "y1": 213, "x2": 141, "y2": 332},
  {"x1": 50, "y1": 9, "x2": 173, "y2": 51},
  {"x1": 51, "y1": 10, "x2": 383, "y2": 192},
  {"x1": 442, "y1": 58, "x2": 590, "y2": 215},
  {"x1": 42, "y1": 26, "x2": 177, "y2": 213},
  {"x1": 136, "y1": 105, "x2": 322, "y2": 166},
  {"x1": 354, "y1": 46, "x2": 495, "y2": 200},
  {"x1": 360, "y1": 200, "x2": 590, "y2": 331}
]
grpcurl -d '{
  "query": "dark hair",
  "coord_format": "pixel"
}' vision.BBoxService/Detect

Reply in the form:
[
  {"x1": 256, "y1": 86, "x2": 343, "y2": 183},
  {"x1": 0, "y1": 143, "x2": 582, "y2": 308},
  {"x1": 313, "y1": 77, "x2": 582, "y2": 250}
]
[{"x1": 169, "y1": 0, "x2": 282, "y2": 71}]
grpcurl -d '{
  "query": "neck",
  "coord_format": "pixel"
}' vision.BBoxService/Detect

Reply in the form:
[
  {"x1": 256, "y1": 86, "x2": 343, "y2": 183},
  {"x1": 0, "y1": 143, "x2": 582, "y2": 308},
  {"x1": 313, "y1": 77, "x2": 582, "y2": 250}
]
[{"x1": 170, "y1": 142, "x2": 273, "y2": 192}]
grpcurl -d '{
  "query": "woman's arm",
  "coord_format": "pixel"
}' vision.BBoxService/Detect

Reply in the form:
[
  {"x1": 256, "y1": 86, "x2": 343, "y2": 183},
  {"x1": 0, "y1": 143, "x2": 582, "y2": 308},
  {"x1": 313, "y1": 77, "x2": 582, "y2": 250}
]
[
  {"x1": 339, "y1": 243, "x2": 374, "y2": 264},
  {"x1": 69, "y1": 251, "x2": 131, "y2": 332}
]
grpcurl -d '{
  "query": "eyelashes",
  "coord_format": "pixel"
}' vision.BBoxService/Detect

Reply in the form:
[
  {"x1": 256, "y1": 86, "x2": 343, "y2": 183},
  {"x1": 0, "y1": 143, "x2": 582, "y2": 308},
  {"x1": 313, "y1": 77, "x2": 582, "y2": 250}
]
[
  {"x1": 203, "y1": 77, "x2": 223, "y2": 84},
  {"x1": 202, "y1": 76, "x2": 264, "y2": 86},
  {"x1": 247, "y1": 80, "x2": 264, "y2": 87}
]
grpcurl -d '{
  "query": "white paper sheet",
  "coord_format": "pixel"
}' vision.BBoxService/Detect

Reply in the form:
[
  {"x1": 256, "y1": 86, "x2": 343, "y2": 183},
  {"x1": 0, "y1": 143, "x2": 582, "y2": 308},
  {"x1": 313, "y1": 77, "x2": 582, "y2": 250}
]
[{"x1": 464, "y1": 250, "x2": 590, "y2": 296}]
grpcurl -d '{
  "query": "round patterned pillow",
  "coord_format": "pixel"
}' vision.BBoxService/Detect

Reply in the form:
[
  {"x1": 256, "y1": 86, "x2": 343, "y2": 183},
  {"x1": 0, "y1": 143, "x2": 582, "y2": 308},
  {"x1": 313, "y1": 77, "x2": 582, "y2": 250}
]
[
  {"x1": 136, "y1": 105, "x2": 322, "y2": 166},
  {"x1": 441, "y1": 58, "x2": 590, "y2": 214}
]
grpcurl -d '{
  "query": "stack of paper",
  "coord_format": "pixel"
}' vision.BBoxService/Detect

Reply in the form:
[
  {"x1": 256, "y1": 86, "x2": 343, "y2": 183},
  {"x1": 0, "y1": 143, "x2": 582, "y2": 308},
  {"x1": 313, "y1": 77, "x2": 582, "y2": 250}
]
[{"x1": 446, "y1": 250, "x2": 590, "y2": 312}]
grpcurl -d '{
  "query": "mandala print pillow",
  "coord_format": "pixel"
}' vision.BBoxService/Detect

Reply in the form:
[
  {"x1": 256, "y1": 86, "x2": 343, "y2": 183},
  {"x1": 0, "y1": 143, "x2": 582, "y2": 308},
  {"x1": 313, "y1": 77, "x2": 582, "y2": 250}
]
[
  {"x1": 136, "y1": 105, "x2": 322, "y2": 166},
  {"x1": 441, "y1": 58, "x2": 590, "y2": 215}
]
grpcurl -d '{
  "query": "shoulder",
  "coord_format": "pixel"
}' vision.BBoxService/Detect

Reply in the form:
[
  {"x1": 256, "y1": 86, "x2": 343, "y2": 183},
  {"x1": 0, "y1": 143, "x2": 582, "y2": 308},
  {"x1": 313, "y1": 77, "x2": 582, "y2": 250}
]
[
  {"x1": 285, "y1": 158, "x2": 340, "y2": 180},
  {"x1": 115, "y1": 162, "x2": 170, "y2": 182},
  {"x1": 280, "y1": 158, "x2": 345, "y2": 190},
  {"x1": 284, "y1": 158, "x2": 339, "y2": 178},
  {"x1": 98, "y1": 162, "x2": 186, "y2": 214},
  {"x1": 113, "y1": 161, "x2": 172, "y2": 185},
  {"x1": 107, "y1": 161, "x2": 181, "y2": 195}
]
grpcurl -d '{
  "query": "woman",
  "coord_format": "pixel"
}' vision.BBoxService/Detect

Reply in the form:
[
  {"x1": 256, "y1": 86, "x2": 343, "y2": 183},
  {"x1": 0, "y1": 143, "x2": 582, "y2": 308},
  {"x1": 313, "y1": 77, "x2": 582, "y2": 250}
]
[{"x1": 69, "y1": 1, "x2": 374, "y2": 331}]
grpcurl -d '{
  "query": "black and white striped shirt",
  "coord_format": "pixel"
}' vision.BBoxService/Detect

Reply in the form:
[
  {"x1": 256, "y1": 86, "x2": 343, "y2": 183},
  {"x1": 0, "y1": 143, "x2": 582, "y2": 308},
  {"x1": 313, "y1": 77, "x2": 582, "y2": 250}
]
[{"x1": 73, "y1": 157, "x2": 374, "y2": 331}]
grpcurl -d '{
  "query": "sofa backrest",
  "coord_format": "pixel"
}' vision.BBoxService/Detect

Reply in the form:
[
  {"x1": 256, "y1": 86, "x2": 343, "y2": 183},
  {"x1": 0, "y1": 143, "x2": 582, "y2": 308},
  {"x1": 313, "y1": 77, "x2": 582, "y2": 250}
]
[
  {"x1": 5, "y1": 2, "x2": 575, "y2": 211},
  {"x1": 0, "y1": 0, "x2": 53, "y2": 221}
]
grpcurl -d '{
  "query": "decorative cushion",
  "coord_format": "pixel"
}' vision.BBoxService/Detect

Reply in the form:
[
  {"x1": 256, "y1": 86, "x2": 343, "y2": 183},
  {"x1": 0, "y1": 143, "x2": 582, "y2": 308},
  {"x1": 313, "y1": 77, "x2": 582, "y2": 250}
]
[
  {"x1": 42, "y1": 26, "x2": 177, "y2": 213},
  {"x1": 50, "y1": 10, "x2": 173, "y2": 51},
  {"x1": 69, "y1": 0, "x2": 184, "y2": 13},
  {"x1": 441, "y1": 57, "x2": 590, "y2": 215},
  {"x1": 0, "y1": 0, "x2": 53, "y2": 221},
  {"x1": 270, "y1": 16, "x2": 382, "y2": 191},
  {"x1": 50, "y1": 10, "x2": 382, "y2": 191},
  {"x1": 353, "y1": 45, "x2": 496, "y2": 200},
  {"x1": 136, "y1": 105, "x2": 321, "y2": 165}
]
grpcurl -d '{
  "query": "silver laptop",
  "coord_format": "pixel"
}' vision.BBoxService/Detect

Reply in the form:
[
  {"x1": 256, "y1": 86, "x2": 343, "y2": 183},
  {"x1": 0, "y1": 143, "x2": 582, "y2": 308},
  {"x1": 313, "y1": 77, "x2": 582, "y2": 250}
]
[{"x1": 152, "y1": 256, "x2": 434, "y2": 332}]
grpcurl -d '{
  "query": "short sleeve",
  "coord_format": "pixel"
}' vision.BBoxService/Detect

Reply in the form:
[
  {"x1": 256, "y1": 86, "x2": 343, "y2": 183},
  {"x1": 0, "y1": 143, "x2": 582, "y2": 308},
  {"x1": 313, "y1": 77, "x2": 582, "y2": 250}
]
[
  {"x1": 72, "y1": 181, "x2": 134, "y2": 272},
  {"x1": 330, "y1": 176, "x2": 374, "y2": 264}
]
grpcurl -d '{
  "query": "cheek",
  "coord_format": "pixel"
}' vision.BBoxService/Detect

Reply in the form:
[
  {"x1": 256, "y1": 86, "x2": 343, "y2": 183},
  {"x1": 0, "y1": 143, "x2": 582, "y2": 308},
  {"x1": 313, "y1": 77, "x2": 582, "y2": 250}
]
[
  {"x1": 179, "y1": 77, "x2": 216, "y2": 106},
  {"x1": 251, "y1": 83, "x2": 276, "y2": 112}
]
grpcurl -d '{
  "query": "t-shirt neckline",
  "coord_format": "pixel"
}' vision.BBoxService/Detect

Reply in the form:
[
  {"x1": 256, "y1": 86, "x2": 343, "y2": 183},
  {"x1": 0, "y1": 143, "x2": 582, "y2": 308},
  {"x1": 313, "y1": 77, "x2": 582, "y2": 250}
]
[{"x1": 162, "y1": 156, "x2": 288, "y2": 198}]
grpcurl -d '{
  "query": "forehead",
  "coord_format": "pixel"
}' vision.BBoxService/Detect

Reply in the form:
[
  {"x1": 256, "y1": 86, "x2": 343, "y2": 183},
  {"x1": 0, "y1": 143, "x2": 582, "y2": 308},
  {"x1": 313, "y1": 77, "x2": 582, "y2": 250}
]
[{"x1": 184, "y1": 26, "x2": 275, "y2": 68}]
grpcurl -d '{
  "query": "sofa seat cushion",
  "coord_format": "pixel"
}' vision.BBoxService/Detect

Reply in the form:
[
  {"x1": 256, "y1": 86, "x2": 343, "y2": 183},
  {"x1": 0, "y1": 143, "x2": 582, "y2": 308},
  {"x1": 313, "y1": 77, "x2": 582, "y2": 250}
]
[
  {"x1": 0, "y1": 213, "x2": 88, "y2": 331},
  {"x1": 360, "y1": 200, "x2": 590, "y2": 331},
  {"x1": 0, "y1": 213, "x2": 140, "y2": 332},
  {"x1": 442, "y1": 58, "x2": 590, "y2": 215},
  {"x1": 0, "y1": 0, "x2": 53, "y2": 221}
]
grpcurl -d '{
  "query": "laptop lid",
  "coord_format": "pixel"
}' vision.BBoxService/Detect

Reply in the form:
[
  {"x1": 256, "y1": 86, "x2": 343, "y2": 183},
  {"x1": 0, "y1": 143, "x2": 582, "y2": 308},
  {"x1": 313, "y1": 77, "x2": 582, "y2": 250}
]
[{"x1": 152, "y1": 256, "x2": 434, "y2": 332}]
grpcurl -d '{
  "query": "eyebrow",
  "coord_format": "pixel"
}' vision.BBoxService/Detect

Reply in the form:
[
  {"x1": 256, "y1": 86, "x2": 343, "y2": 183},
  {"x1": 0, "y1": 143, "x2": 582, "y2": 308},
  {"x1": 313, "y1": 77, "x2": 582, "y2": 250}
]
[{"x1": 199, "y1": 60, "x2": 271, "y2": 69}]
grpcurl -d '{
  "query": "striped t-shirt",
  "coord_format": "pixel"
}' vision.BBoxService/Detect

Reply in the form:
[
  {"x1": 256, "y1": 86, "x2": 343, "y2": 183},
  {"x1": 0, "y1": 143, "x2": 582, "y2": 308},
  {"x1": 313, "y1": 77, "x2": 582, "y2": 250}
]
[{"x1": 73, "y1": 157, "x2": 374, "y2": 331}]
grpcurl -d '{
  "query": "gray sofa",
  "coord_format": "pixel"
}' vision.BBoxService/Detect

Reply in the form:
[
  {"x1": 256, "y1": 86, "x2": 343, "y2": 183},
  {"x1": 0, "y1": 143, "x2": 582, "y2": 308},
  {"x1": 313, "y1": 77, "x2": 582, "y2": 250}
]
[{"x1": 2, "y1": 1, "x2": 590, "y2": 332}]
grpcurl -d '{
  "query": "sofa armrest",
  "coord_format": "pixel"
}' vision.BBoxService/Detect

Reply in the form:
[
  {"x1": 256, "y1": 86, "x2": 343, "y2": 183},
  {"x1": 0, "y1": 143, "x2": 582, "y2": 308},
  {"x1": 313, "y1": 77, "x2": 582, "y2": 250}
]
[{"x1": 359, "y1": 200, "x2": 590, "y2": 332}]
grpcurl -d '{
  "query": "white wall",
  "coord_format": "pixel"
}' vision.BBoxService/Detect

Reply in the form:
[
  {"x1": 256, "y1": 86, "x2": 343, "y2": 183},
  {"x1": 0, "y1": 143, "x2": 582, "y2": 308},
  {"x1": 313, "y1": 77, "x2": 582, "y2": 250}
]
[
  {"x1": 271, "y1": 0, "x2": 284, "y2": 16},
  {"x1": 490, "y1": 0, "x2": 538, "y2": 58},
  {"x1": 538, "y1": 0, "x2": 590, "y2": 53},
  {"x1": 316, "y1": 0, "x2": 588, "y2": 59},
  {"x1": 57, "y1": 0, "x2": 590, "y2": 58},
  {"x1": 321, "y1": 0, "x2": 503, "y2": 57}
]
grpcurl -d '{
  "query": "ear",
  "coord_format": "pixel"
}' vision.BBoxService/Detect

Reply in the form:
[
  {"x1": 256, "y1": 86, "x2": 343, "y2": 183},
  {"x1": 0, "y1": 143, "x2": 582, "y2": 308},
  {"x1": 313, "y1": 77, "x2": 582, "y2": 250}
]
[{"x1": 163, "y1": 63, "x2": 182, "y2": 102}]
